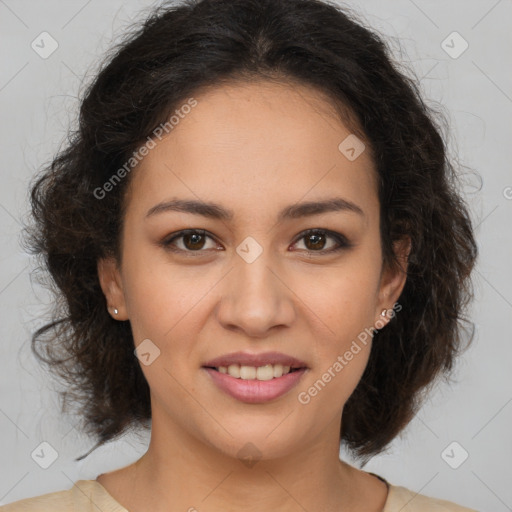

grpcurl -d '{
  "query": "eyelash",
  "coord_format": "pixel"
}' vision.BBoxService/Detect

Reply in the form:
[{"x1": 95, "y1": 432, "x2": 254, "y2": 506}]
[{"x1": 160, "y1": 228, "x2": 351, "y2": 256}]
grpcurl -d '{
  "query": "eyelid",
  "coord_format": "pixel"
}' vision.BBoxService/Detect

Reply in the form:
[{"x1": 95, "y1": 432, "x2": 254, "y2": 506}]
[
  {"x1": 290, "y1": 228, "x2": 352, "y2": 253},
  {"x1": 161, "y1": 228, "x2": 351, "y2": 255},
  {"x1": 161, "y1": 229, "x2": 221, "y2": 253}
]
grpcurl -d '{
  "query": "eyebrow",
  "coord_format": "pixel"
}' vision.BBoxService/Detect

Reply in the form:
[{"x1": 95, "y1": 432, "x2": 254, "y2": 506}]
[{"x1": 145, "y1": 197, "x2": 364, "y2": 221}]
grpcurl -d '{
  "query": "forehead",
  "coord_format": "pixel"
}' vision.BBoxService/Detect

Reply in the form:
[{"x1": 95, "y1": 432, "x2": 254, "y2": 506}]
[{"x1": 125, "y1": 80, "x2": 378, "y2": 223}]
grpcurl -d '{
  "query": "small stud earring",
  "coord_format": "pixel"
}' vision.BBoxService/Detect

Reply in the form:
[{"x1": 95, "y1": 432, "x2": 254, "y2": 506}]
[
  {"x1": 113, "y1": 308, "x2": 119, "y2": 315},
  {"x1": 381, "y1": 309, "x2": 387, "y2": 317}
]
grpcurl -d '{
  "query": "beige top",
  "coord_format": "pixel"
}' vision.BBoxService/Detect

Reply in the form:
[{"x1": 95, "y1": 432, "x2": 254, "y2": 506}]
[{"x1": 0, "y1": 478, "x2": 478, "y2": 511}]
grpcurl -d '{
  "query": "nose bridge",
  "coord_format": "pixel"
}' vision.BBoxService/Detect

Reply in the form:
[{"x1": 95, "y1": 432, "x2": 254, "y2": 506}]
[
  {"x1": 216, "y1": 238, "x2": 295, "y2": 335},
  {"x1": 235, "y1": 247, "x2": 276, "y2": 299}
]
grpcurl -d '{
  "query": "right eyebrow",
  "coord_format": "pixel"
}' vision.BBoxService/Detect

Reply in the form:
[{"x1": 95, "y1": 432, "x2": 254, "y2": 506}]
[{"x1": 146, "y1": 198, "x2": 233, "y2": 221}]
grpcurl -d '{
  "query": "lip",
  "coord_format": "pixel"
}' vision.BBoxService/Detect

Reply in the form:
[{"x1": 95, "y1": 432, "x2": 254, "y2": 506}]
[
  {"x1": 202, "y1": 351, "x2": 309, "y2": 404},
  {"x1": 202, "y1": 351, "x2": 308, "y2": 369},
  {"x1": 203, "y1": 367, "x2": 308, "y2": 404}
]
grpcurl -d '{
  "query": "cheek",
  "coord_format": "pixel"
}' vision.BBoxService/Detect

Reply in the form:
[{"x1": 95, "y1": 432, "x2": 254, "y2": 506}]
[
  {"x1": 291, "y1": 252, "x2": 380, "y2": 402},
  {"x1": 297, "y1": 332, "x2": 372, "y2": 416},
  {"x1": 121, "y1": 247, "x2": 209, "y2": 340},
  {"x1": 121, "y1": 259, "x2": 209, "y2": 403},
  {"x1": 292, "y1": 256, "x2": 381, "y2": 342},
  {"x1": 121, "y1": 252, "x2": 225, "y2": 397}
]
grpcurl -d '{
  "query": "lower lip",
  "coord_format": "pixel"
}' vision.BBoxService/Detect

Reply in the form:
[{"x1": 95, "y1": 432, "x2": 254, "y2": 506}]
[{"x1": 203, "y1": 367, "x2": 308, "y2": 404}]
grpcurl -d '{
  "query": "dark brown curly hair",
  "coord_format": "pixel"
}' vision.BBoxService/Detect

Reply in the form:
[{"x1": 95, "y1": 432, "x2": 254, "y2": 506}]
[{"x1": 24, "y1": 0, "x2": 478, "y2": 462}]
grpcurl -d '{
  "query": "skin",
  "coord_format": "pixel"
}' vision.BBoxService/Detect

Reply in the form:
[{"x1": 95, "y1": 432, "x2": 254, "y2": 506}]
[{"x1": 97, "y1": 79, "x2": 409, "y2": 512}]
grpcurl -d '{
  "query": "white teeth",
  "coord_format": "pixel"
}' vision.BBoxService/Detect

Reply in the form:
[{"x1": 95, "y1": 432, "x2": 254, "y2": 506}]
[
  {"x1": 256, "y1": 364, "x2": 274, "y2": 381},
  {"x1": 227, "y1": 364, "x2": 240, "y2": 378},
  {"x1": 216, "y1": 364, "x2": 296, "y2": 380},
  {"x1": 240, "y1": 365, "x2": 256, "y2": 380},
  {"x1": 273, "y1": 364, "x2": 283, "y2": 378}
]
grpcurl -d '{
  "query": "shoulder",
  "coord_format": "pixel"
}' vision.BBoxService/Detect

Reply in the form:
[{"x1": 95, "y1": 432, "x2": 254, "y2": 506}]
[
  {"x1": 0, "y1": 479, "x2": 126, "y2": 512},
  {"x1": 384, "y1": 484, "x2": 479, "y2": 512}
]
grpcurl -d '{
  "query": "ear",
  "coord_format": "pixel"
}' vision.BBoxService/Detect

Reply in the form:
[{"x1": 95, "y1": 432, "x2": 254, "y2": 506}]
[
  {"x1": 97, "y1": 257, "x2": 128, "y2": 320},
  {"x1": 374, "y1": 236, "x2": 411, "y2": 328}
]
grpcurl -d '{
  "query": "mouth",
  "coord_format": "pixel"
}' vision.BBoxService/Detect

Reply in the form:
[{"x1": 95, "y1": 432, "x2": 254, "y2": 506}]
[
  {"x1": 203, "y1": 363, "x2": 305, "y2": 381},
  {"x1": 201, "y1": 352, "x2": 309, "y2": 403}
]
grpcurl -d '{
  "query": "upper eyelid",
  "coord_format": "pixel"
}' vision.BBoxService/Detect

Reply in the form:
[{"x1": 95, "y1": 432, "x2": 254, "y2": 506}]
[
  {"x1": 163, "y1": 228, "x2": 349, "y2": 251},
  {"x1": 292, "y1": 228, "x2": 348, "y2": 243}
]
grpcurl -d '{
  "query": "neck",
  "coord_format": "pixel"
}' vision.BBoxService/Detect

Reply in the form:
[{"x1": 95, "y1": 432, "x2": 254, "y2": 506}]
[{"x1": 97, "y1": 408, "x2": 388, "y2": 512}]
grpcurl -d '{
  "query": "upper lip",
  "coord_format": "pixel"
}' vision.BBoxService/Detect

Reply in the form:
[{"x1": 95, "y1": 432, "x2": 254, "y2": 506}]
[{"x1": 202, "y1": 351, "x2": 308, "y2": 369}]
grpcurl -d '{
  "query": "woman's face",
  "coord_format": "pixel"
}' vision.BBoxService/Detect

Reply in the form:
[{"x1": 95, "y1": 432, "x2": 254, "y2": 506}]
[{"x1": 99, "y1": 80, "x2": 407, "y2": 461}]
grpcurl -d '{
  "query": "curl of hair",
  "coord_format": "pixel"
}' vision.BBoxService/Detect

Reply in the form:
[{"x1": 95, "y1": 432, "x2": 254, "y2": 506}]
[{"x1": 24, "y1": 0, "x2": 477, "y2": 461}]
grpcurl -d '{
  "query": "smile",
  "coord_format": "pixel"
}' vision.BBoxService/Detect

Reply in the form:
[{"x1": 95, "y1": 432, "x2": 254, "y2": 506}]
[
  {"x1": 202, "y1": 365, "x2": 308, "y2": 404},
  {"x1": 212, "y1": 363, "x2": 299, "y2": 380}
]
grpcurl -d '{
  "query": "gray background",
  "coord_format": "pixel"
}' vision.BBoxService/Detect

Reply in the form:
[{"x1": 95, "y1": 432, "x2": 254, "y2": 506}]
[{"x1": 0, "y1": 0, "x2": 510, "y2": 510}]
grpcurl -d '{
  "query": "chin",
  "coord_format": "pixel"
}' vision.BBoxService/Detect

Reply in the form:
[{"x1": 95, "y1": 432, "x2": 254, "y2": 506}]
[{"x1": 200, "y1": 426, "x2": 303, "y2": 465}]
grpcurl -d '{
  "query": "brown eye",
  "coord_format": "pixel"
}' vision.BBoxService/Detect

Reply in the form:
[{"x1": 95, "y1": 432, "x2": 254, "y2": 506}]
[
  {"x1": 304, "y1": 232, "x2": 327, "y2": 250},
  {"x1": 161, "y1": 229, "x2": 220, "y2": 254},
  {"x1": 292, "y1": 229, "x2": 351, "y2": 254},
  {"x1": 182, "y1": 232, "x2": 206, "y2": 250}
]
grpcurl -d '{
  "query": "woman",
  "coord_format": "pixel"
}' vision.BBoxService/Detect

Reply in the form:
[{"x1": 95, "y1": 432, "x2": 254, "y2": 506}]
[{"x1": 5, "y1": 0, "x2": 478, "y2": 510}]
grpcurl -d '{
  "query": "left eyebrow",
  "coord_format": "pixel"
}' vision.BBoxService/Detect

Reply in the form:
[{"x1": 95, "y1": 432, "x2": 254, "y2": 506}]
[
  {"x1": 277, "y1": 197, "x2": 365, "y2": 221},
  {"x1": 145, "y1": 197, "x2": 365, "y2": 221}
]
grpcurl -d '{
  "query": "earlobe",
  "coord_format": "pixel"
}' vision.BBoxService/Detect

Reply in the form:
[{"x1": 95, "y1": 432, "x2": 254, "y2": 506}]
[{"x1": 97, "y1": 257, "x2": 128, "y2": 320}]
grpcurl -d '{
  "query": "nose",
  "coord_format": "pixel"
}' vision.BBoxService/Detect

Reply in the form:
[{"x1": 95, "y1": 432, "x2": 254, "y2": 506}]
[{"x1": 215, "y1": 249, "x2": 296, "y2": 338}]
